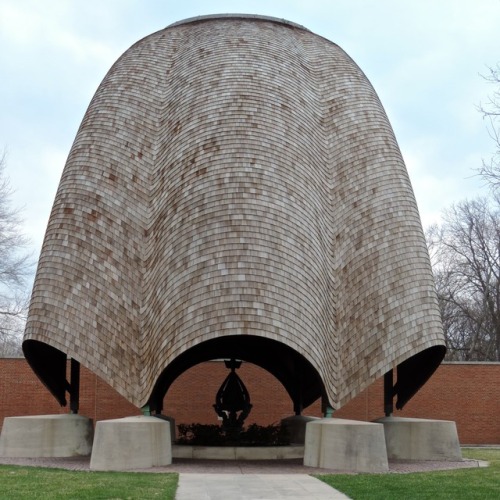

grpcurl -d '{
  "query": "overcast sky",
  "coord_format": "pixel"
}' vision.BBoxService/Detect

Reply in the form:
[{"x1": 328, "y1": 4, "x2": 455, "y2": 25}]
[{"x1": 1, "y1": 0, "x2": 499, "y2": 264}]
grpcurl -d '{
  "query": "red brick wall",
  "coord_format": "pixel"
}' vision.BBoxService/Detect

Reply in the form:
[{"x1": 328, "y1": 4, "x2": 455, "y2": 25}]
[
  {"x1": 1, "y1": 359, "x2": 498, "y2": 444},
  {"x1": 0, "y1": 359, "x2": 140, "y2": 426}
]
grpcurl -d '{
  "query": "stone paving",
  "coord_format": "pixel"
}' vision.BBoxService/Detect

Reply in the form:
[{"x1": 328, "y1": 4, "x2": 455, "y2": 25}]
[{"x1": 0, "y1": 455, "x2": 484, "y2": 474}]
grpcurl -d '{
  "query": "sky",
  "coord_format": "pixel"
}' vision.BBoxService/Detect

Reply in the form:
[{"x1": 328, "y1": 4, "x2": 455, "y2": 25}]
[{"x1": 1, "y1": 0, "x2": 499, "y2": 265}]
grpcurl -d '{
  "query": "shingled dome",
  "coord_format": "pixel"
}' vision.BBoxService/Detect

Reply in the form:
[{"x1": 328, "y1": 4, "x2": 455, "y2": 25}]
[{"x1": 23, "y1": 15, "x2": 446, "y2": 414}]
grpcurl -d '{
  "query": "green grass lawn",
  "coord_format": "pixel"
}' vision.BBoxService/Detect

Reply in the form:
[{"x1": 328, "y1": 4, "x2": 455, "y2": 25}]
[
  {"x1": 317, "y1": 448, "x2": 500, "y2": 500},
  {"x1": 0, "y1": 466, "x2": 178, "y2": 499}
]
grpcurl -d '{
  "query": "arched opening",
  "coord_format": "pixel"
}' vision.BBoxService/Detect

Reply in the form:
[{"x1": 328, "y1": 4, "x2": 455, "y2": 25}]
[
  {"x1": 163, "y1": 360, "x2": 324, "y2": 431},
  {"x1": 148, "y1": 335, "x2": 326, "y2": 416}
]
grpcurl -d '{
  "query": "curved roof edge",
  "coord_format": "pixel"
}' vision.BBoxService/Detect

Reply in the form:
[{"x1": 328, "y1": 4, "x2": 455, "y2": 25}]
[{"x1": 167, "y1": 14, "x2": 309, "y2": 32}]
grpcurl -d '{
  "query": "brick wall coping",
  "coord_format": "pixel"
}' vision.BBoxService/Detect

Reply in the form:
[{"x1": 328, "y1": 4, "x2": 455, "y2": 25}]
[
  {"x1": 167, "y1": 14, "x2": 309, "y2": 31},
  {"x1": 442, "y1": 361, "x2": 500, "y2": 365}
]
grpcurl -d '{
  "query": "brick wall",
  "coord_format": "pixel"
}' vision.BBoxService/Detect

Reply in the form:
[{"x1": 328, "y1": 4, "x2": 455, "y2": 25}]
[
  {"x1": 0, "y1": 358, "x2": 139, "y2": 425},
  {"x1": 1, "y1": 359, "x2": 498, "y2": 444}
]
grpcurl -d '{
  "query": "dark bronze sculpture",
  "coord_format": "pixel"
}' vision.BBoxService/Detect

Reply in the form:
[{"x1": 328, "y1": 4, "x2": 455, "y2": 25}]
[{"x1": 213, "y1": 359, "x2": 252, "y2": 431}]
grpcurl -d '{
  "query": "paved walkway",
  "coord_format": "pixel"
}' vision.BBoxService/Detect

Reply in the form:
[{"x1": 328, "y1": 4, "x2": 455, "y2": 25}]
[{"x1": 175, "y1": 473, "x2": 349, "y2": 499}]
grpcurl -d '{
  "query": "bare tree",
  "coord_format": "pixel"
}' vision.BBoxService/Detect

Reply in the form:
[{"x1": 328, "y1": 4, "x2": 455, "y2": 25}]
[
  {"x1": 427, "y1": 197, "x2": 500, "y2": 361},
  {"x1": 426, "y1": 64, "x2": 500, "y2": 361},
  {"x1": 478, "y1": 64, "x2": 500, "y2": 191},
  {"x1": 0, "y1": 153, "x2": 32, "y2": 356}
]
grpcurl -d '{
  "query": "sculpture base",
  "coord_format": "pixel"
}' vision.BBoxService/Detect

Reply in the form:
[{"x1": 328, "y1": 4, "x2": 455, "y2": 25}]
[
  {"x1": 90, "y1": 416, "x2": 172, "y2": 470},
  {"x1": 173, "y1": 444, "x2": 304, "y2": 460},
  {"x1": 374, "y1": 416, "x2": 462, "y2": 461},
  {"x1": 0, "y1": 414, "x2": 93, "y2": 458},
  {"x1": 304, "y1": 418, "x2": 389, "y2": 472},
  {"x1": 280, "y1": 415, "x2": 319, "y2": 445}
]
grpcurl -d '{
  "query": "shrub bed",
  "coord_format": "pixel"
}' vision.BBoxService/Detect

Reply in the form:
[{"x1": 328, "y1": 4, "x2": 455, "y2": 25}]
[{"x1": 176, "y1": 423, "x2": 290, "y2": 446}]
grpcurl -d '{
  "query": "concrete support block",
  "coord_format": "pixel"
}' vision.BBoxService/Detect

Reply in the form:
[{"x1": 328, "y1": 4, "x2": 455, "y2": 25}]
[
  {"x1": 90, "y1": 415, "x2": 172, "y2": 470},
  {"x1": 0, "y1": 414, "x2": 93, "y2": 458},
  {"x1": 304, "y1": 418, "x2": 389, "y2": 472},
  {"x1": 374, "y1": 416, "x2": 462, "y2": 461},
  {"x1": 280, "y1": 415, "x2": 319, "y2": 444},
  {"x1": 154, "y1": 414, "x2": 176, "y2": 443}
]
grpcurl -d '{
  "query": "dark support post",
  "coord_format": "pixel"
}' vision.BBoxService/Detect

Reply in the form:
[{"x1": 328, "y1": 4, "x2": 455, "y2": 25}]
[
  {"x1": 293, "y1": 398, "x2": 303, "y2": 416},
  {"x1": 384, "y1": 369, "x2": 393, "y2": 417},
  {"x1": 154, "y1": 399, "x2": 163, "y2": 415},
  {"x1": 70, "y1": 358, "x2": 80, "y2": 414},
  {"x1": 148, "y1": 395, "x2": 162, "y2": 415},
  {"x1": 294, "y1": 365, "x2": 303, "y2": 415}
]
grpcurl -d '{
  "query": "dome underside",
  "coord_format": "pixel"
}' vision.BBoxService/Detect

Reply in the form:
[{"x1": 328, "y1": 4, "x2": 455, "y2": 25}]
[{"x1": 23, "y1": 17, "x2": 445, "y2": 410}]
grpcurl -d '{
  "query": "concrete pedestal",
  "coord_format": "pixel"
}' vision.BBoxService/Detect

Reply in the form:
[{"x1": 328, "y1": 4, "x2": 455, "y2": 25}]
[
  {"x1": 280, "y1": 415, "x2": 319, "y2": 444},
  {"x1": 374, "y1": 416, "x2": 462, "y2": 461},
  {"x1": 0, "y1": 414, "x2": 93, "y2": 458},
  {"x1": 304, "y1": 418, "x2": 388, "y2": 472},
  {"x1": 154, "y1": 414, "x2": 176, "y2": 443},
  {"x1": 90, "y1": 416, "x2": 172, "y2": 470}
]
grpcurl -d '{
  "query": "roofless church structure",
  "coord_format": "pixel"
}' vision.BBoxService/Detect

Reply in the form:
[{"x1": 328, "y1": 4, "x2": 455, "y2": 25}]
[{"x1": 1, "y1": 15, "x2": 461, "y2": 471}]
